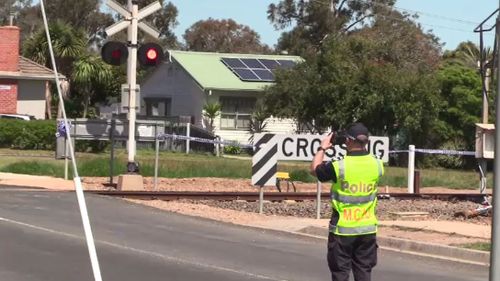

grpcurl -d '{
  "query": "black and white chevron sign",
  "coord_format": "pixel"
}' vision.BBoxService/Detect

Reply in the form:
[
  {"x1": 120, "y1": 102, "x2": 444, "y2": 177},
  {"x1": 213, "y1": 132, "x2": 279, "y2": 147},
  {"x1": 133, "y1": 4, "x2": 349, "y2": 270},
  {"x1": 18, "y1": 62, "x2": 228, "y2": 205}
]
[{"x1": 251, "y1": 133, "x2": 278, "y2": 186}]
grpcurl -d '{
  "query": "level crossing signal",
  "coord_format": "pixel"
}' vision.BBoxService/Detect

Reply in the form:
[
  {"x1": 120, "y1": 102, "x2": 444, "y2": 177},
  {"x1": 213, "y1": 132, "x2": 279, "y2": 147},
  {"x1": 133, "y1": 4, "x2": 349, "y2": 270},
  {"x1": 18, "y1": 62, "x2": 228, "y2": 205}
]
[{"x1": 101, "y1": 41, "x2": 164, "y2": 67}]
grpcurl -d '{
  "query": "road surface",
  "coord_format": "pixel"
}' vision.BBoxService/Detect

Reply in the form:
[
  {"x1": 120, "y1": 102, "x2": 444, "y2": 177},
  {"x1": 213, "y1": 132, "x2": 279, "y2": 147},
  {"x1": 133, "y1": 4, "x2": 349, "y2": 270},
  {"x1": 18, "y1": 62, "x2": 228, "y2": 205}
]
[{"x1": 0, "y1": 188, "x2": 488, "y2": 281}]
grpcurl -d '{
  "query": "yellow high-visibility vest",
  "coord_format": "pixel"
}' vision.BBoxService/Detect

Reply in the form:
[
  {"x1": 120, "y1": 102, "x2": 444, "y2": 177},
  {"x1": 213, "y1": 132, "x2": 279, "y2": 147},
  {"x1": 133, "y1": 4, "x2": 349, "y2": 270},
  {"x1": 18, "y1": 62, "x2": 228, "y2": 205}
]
[{"x1": 331, "y1": 154, "x2": 384, "y2": 236}]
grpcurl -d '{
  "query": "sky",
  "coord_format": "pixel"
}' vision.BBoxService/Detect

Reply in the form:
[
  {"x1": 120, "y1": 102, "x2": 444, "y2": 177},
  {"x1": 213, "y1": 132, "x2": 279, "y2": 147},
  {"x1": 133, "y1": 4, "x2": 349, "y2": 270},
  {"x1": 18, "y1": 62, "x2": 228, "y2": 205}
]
[{"x1": 165, "y1": 0, "x2": 498, "y2": 51}]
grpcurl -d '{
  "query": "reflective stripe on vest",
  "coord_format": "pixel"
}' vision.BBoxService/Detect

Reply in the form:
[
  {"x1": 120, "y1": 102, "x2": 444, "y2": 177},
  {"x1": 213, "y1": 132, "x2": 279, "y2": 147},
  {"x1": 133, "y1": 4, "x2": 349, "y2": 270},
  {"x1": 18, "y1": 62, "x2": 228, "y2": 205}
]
[
  {"x1": 336, "y1": 225, "x2": 377, "y2": 235},
  {"x1": 331, "y1": 191, "x2": 377, "y2": 204},
  {"x1": 338, "y1": 160, "x2": 345, "y2": 181}
]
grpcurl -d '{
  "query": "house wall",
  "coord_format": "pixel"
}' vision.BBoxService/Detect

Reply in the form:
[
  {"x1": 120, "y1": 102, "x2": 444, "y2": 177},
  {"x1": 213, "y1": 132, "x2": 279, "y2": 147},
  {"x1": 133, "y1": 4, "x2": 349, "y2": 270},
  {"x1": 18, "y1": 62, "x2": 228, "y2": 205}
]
[
  {"x1": 0, "y1": 79, "x2": 18, "y2": 114},
  {"x1": 208, "y1": 91, "x2": 298, "y2": 144},
  {"x1": 0, "y1": 26, "x2": 19, "y2": 114},
  {"x1": 213, "y1": 116, "x2": 298, "y2": 145},
  {"x1": 17, "y1": 79, "x2": 45, "y2": 119},
  {"x1": 141, "y1": 62, "x2": 206, "y2": 125},
  {"x1": 141, "y1": 61, "x2": 299, "y2": 145}
]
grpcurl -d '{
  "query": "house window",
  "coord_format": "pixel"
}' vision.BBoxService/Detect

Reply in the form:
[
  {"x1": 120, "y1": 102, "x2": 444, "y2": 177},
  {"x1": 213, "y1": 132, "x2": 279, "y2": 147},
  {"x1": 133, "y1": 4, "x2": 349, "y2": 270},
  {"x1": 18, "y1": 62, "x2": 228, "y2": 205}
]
[
  {"x1": 220, "y1": 97, "x2": 256, "y2": 129},
  {"x1": 145, "y1": 98, "x2": 171, "y2": 117}
]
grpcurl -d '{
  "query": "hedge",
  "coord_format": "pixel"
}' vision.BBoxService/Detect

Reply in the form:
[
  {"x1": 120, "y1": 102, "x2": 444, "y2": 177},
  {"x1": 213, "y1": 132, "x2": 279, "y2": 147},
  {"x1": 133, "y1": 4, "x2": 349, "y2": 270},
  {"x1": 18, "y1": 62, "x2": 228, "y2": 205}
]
[{"x1": 0, "y1": 119, "x2": 56, "y2": 150}]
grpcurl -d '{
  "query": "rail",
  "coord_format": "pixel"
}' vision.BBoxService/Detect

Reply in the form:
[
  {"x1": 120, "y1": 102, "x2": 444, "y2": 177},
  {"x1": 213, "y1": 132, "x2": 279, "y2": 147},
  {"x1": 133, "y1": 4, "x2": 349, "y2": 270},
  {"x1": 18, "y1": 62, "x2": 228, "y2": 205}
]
[{"x1": 85, "y1": 190, "x2": 490, "y2": 203}]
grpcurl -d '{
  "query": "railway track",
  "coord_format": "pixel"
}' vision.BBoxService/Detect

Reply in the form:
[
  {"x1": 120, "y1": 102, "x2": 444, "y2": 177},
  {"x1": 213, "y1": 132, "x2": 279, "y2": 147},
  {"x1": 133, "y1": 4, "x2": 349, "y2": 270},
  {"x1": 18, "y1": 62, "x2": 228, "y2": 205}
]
[{"x1": 85, "y1": 190, "x2": 490, "y2": 203}]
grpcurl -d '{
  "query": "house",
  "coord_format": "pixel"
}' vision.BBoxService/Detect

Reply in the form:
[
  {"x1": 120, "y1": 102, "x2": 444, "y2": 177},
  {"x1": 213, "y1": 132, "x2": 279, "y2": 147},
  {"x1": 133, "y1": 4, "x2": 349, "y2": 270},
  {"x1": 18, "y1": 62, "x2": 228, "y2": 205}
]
[
  {"x1": 140, "y1": 50, "x2": 302, "y2": 144},
  {"x1": 0, "y1": 24, "x2": 65, "y2": 120}
]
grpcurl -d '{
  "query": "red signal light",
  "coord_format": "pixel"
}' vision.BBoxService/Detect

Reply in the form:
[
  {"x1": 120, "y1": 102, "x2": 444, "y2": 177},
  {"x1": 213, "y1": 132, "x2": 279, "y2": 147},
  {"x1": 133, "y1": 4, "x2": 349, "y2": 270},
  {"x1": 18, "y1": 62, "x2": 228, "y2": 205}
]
[
  {"x1": 101, "y1": 41, "x2": 128, "y2": 66},
  {"x1": 146, "y1": 48, "x2": 158, "y2": 61},
  {"x1": 112, "y1": 49, "x2": 122, "y2": 59},
  {"x1": 138, "y1": 43, "x2": 164, "y2": 67}
]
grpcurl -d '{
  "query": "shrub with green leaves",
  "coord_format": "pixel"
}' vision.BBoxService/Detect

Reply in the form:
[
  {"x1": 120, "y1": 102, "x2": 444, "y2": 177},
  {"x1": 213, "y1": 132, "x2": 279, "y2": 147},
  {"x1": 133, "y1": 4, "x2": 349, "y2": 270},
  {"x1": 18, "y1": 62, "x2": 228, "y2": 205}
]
[
  {"x1": 0, "y1": 120, "x2": 56, "y2": 150},
  {"x1": 223, "y1": 145, "x2": 242, "y2": 155}
]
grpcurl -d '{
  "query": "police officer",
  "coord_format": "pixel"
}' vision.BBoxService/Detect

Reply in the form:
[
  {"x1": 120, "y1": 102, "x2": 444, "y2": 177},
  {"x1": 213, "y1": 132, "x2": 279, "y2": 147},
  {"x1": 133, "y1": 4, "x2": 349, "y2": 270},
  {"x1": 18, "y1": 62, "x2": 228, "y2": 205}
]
[{"x1": 310, "y1": 122, "x2": 384, "y2": 281}]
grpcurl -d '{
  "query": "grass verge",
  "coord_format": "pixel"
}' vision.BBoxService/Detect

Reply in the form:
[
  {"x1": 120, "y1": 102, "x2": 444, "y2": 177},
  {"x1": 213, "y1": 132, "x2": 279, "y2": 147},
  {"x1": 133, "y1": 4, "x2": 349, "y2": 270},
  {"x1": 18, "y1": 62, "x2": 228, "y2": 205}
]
[{"x1": 455, "y1": 242, "x2": 491, "y2": 252}]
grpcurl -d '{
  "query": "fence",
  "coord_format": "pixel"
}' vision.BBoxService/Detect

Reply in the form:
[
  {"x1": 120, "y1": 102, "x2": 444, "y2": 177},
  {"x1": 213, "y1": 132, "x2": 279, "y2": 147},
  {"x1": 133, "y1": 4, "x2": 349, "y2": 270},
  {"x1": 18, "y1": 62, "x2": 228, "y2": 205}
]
[
  {"x1": 390, "y1": 145, "x2": 486, "y2": 194},
  {"x1": 55, "y1": 117, "x2": 216, "y2": 183}
]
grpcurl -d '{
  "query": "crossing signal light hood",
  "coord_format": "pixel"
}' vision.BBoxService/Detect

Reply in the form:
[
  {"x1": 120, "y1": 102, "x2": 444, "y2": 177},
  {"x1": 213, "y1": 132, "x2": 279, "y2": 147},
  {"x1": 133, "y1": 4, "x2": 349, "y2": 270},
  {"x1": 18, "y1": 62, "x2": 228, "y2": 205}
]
[{"x1": 101, "y1": 41, "x2": 128, "y2": 66}]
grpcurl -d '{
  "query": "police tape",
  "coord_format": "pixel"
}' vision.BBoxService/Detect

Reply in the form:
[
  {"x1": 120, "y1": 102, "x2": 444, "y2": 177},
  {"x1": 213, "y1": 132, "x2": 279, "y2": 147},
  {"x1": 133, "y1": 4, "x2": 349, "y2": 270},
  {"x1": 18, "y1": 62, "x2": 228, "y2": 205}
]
[
  {"x1": 157, "y1": 133, "x2": 254, "y2": 149},
  {"x1": 389, "y1": 149, "x2": 475, "y2": 156},
  {"x1": 157, "y1": 134, "x2": 476, "y2": 156},
  {"x1": 414, "y1": 148, "x2": 475, "y2": 156},
  {"x1": 388, "y1": 150, "x2": 409, "y2": 153},
  {"x1": 55, "y1": 120, "x2": 72, "y2": 138}
]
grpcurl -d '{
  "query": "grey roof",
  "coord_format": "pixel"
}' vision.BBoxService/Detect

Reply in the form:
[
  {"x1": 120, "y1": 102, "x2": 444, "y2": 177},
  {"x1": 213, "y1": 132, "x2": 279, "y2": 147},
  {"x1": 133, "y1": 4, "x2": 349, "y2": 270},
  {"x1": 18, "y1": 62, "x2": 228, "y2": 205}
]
[{"x1": 0, "y1": 56, "x2": 66, "y2": 80}]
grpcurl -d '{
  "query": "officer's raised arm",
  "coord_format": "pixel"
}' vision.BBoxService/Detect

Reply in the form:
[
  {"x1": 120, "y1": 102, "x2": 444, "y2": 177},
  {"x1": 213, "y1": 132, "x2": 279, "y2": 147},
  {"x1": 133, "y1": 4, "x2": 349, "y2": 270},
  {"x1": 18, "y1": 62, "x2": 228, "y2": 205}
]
[{"x1": 310, "y1": 132, "x2": 333, "y2": 176}]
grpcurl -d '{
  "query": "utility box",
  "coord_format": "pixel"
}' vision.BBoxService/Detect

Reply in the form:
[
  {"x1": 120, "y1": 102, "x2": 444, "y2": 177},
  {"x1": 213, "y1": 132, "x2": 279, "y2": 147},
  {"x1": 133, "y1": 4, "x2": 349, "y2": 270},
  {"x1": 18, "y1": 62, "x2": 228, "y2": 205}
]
[
  {"x1": 121, "y1": 84, "x2": 141, "y2": 111},
  {"x1": 475, "y1": 123, "x2": 495, "y2": 159},
  {"x1": 55, "y1": 137, "x2": 74, "y2": 160}
]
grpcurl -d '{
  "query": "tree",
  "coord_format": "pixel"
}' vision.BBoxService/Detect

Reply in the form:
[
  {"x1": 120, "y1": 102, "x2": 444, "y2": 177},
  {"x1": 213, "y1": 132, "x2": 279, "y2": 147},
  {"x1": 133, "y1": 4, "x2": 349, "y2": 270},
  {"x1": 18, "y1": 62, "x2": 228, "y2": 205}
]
[
  {"x1": 42, "y1": 0, "x2": 114, "y2": 41},
  {"x1": 23, "y1": 21, "x2": 86, "y2": 71},
  {"x1": 0, "y1": 0, "x2": 31, "y2": 25},
  {"x1": 268, "y1": 0, "x2": 395, "y2": 56},
  {"x1": 23, "y1": 22, "x2": 87, "y2": 118},
  {"x1": 263, "y1": 11, "x2": 443, "y2": 148},
  {"x1": 248, "y1": 100, "x2": 270, "y2": 143},
  {"x1": 23, "y1": 22, "x2": 119, "y2": 118},
  {"x1": 72, "y1": 55, "x2": 114, "y2": 117},
  {"x1": 436, "y1": 63, "x2": 482, "y2": 150},
  {"x1": 443, "y1": 41, "x2": 494, "y2": 70},
  {"x1": 202, "y1": 103, "x2": 221, "y2": 133},
  {"x1": 184, "y1": 18, "x2": 271, "y2": 53}
]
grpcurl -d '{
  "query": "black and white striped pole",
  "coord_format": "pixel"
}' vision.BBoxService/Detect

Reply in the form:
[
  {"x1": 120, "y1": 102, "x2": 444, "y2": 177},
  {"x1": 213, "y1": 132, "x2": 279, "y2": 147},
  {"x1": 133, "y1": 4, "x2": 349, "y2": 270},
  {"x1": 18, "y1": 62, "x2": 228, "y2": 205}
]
[{"x1": 252, "y1": 134, "x2": 278, "y2": 214}]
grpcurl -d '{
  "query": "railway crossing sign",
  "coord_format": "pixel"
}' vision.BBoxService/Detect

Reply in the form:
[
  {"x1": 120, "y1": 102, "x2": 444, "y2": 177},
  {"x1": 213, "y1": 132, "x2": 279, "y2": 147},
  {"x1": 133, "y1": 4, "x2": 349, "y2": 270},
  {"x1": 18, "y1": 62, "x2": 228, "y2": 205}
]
[
  {"x1": 251, "y1": 133, "x2": 389, "y2": 186},
  {"x1": 105, "y1": 0, "x2": 162, "y2": 38}
]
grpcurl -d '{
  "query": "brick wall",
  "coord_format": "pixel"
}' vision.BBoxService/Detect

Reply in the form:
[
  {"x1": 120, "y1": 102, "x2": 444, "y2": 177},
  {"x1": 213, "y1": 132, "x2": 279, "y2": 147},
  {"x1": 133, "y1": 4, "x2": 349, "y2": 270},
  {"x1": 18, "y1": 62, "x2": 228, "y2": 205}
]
[
  {"x1": 0, "y1": 79, "x2": 18, "y2": 114},
  {"x1": 0, "y1": 26, "x2": 20, "y2": 72}
]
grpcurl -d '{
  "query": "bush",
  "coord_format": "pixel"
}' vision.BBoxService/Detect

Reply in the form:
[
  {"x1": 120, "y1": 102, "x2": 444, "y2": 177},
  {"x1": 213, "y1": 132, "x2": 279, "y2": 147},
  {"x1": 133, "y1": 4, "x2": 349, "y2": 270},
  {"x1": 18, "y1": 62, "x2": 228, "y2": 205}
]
[
  {"x1": 0, "y1": 120, "x2": 56, "y2": 150},
  {"x1": 223, "y1": 145, "x2": 242, "y2": 155}
]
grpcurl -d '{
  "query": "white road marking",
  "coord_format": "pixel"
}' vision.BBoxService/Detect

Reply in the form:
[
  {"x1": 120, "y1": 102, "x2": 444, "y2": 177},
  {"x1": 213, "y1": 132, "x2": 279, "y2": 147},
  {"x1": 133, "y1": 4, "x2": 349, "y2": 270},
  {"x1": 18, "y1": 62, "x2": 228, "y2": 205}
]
[{"x1": 0, "y1": 216, "x2": 288, "y2": 281}]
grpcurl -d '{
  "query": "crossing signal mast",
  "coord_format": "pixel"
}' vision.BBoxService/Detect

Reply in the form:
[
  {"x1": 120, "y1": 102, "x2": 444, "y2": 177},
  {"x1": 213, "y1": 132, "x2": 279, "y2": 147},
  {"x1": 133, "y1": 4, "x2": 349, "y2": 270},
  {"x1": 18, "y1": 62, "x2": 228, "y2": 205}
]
[{"x1": 103, "y1": 0, "x2": 164, "y2": 176}]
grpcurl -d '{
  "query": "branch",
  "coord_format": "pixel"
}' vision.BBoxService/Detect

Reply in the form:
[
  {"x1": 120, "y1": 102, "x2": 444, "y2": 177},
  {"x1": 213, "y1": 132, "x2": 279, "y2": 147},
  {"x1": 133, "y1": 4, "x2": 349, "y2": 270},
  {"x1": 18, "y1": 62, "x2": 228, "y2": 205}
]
[
  {"x1": 337, "y1": 0, "x2": 348, "y2": 16},
  {"x1": 343, "y1": 14, "x2": 371, "y2": 32}
]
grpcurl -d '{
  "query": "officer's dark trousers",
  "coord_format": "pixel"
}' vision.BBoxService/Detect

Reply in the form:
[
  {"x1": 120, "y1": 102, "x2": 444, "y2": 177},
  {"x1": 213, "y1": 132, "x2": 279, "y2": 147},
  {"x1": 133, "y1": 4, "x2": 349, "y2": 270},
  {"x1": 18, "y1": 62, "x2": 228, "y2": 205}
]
[{"x1": 327, "y1": 232, "x2": 377, "y2": 281}]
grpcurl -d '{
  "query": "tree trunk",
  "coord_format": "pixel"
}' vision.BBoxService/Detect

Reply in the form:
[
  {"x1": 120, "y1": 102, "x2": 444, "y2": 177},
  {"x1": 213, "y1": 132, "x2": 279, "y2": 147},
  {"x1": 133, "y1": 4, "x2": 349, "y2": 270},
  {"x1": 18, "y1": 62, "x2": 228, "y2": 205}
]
[
  {"x1": 45, "y1": 81, "x2": 52, "y2": 119},
  {"x1": 82, "y1": 93, "x2": 91, "y2": 118}
]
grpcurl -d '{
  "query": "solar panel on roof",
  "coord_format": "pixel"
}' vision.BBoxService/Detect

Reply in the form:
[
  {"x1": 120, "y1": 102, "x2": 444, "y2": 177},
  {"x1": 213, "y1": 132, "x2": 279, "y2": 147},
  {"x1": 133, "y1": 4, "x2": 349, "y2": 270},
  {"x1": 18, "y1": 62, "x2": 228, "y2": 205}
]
[
  {"x1": 222, "y1": 58, "x2": 246, "y2": 68},
  {"x1": 241, "y1": 58, "x2": 265, "y2": 69},
  {"x1": 221, "y1": 57, "x2": 297, "y2": 82},
  {"x1": 233, "y1": 68, "x2": 260, "y2": 81},
  {"x1": 253, "y1": 69, "x2": 274, "y2": 81},
  {"x1": 258, "y1": 59, "x2": 280, "y2": 70}
]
